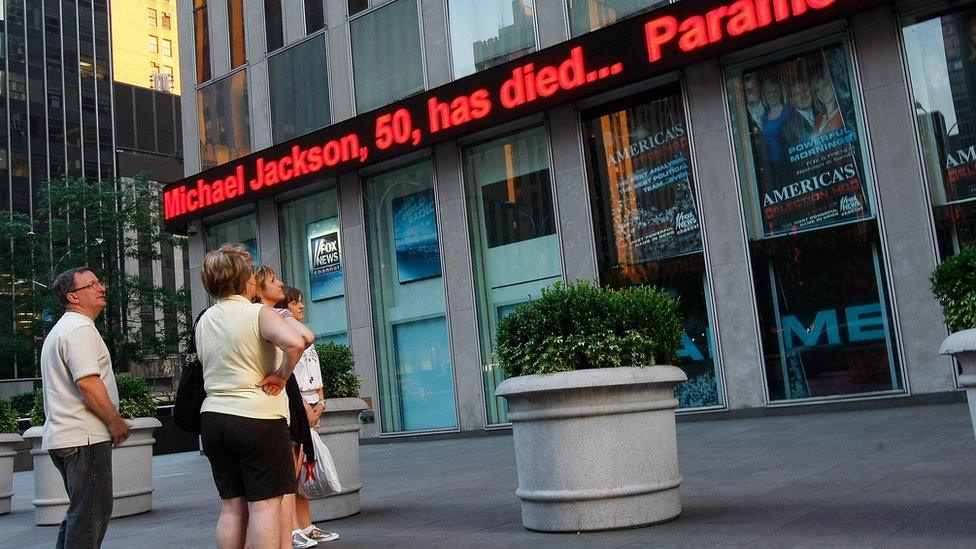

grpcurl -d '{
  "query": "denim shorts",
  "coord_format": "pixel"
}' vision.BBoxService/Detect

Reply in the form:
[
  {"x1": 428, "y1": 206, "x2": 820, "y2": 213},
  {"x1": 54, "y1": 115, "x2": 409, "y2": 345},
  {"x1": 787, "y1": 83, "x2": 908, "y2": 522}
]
[{"x1": 200, "y1": 412, "x2": 296, "y2": 502}]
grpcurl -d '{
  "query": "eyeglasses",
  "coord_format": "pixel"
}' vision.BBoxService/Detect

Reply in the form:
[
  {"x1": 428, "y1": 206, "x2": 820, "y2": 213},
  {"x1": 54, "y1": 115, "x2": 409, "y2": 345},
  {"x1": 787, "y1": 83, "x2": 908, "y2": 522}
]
[{"x1": 68, "y1": 280, "x2": 107, "y2": 293}]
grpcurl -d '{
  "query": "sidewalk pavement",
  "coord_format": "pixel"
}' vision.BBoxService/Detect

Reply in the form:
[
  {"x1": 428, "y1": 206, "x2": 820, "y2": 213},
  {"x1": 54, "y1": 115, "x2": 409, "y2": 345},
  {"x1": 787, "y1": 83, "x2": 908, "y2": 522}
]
[{"x1": 2, "y1": 403, "x2": 975, "y2": 548}]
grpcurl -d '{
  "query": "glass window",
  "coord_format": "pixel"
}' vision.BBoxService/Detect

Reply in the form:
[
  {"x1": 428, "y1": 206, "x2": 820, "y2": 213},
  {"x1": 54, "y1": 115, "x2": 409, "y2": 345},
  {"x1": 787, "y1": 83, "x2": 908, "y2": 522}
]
[
  {"x1": 206, "y1": 213, "x2": 260, "y2": 264},
  {"x1": 149, "y1": 35, "x2": 158, "y2": 53},
  {"x1": 463, "y1": 126, "x2": 562, "y2": 425},
  {"x1": 582, "y1": 86, "x2": 723, "y2": 409},
  {"x1": 448, "y1": 0, "x2": 535, "y2": 78},
  {"x1": 265, "y1": 0, "x2": 284, "y2": 52},
  {"x1": 162, "y1": 12, "x2": 172, "y2": 30},
  {"x1": 568, "y1": 0, "x2": 667, "y2": 37},
  {"x1": 162, "y1": 39, "x2": 172, "y2": 57},
  {"x1": 227, "y1": 0, "x2": 246, "y2": 69},
  {"x1": 194, "y1": 0, "x2": 211, "y2": 83},
  {"x1": 903, "y1": 8, "x2": 976, "y2": 260},
  {"x1": 305, "y1": 0, "x2": 325, "y2": 34},
  {"x1": 727, "y1": 40, "x2": 902, "y2": 402},
  {"x1": 363, "y1": 161, "x2": 458, "y2": 433},
  {"x1": 351, "y1": 0, "x2": 424, "y2": 112},
  {"x1": 198, "y1": 70, "x2": 251, "y2": 169},
  {"x1": 348, "y1": 0, "x2": 369, "y2": 17},
  {"x1": 279, "y1": 187, "x2": 348, "y2": 344},
  {"x1": 269, "y1": 34, "x2": 330, "y2": 142},
  {"x1": 148, "y1": 8, "x2": 157, "y2": 26}
]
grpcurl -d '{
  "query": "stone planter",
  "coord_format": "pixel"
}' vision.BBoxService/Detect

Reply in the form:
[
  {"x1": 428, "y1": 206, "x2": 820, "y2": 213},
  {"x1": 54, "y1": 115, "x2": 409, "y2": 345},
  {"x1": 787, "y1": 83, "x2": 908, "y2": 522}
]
[
  {"x1": 310, "y1": 397, "x2": 368, "y2": 522},
  {"x1": 495, "y1": 366, "x2": 687, "y2": 532},
  {"x1": 23, "y1": 417, "x2": 162, "y2": 525},
  {"x1": 0, "y1": 433, "x2": 24, "y2": 515},
  {"x1": 940, "y1": 328, "x2": 976, "y2": 441}
]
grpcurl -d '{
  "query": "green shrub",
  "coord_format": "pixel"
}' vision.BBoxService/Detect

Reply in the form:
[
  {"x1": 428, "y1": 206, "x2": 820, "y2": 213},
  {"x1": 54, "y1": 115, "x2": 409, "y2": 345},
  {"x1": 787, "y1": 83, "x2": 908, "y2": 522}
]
[
  {"x1": 10, "y1": 391, "x2": 36, "y2": 417},
  {"x1": 116, "y1": 375, "x2": 157, "y2": 419},
  {"x1": 315, "y1": 342, "x2": 362, "y2": 398},
  {"x1": 30, "y1": 389, "x2": 45, "y2": 427},
  {"x1": 30, "y1": 375, "x2": 156, "y2": 427},
  {"x1": 931, "y1": 245, "x2": 976, "y2": 331},
  {"x1": 495, "y1": 280, "x2": 682, "y2": 377},
  {"x1": 0, "y1": 398, "x2": 18, "y2": 433}
]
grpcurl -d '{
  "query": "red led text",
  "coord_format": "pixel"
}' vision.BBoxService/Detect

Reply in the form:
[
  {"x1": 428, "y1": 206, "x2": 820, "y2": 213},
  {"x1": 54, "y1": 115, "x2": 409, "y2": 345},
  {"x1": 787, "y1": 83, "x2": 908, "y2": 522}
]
[
  {"x1": 164, "y1": 165, "x2": 246, "y2": 219},
  {"x1": 645, "y1": 0, "x2": 837, "y2": 62},
  {"x1": 500, "y1": 47, "x2": 622, "y2": 109},
  {"x1": 427, "y1": 89, "x2": 492, "y2": 134}
]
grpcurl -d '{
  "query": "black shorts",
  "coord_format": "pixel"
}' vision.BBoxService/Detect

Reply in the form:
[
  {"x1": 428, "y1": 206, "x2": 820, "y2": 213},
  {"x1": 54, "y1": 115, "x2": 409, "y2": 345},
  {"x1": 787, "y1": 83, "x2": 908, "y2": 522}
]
[{"x1": 200, "y1": 412, "x2": 296, "y2": 502}]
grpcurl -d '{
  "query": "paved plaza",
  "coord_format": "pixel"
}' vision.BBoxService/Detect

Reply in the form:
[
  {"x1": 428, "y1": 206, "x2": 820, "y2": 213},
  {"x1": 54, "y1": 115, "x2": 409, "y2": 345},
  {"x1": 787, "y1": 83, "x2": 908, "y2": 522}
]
[{"x1": 2, "y1": 403, "x2": 975, "y2": 548}]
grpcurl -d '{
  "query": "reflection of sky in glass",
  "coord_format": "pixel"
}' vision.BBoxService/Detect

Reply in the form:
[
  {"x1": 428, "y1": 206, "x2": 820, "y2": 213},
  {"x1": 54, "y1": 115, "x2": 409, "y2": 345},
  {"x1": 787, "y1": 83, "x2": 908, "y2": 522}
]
[
  {"x1": 449, "y1": 0, "x2": 534, "y2": 78},
  {"x1": 904, "y1": 18, "x2": 957, "y2": 135}
]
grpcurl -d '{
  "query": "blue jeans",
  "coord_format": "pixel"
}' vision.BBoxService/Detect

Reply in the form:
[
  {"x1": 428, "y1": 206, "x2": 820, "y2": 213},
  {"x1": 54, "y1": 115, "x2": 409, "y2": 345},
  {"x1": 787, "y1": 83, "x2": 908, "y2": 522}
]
[{"x1": 48, "y1": 441, "x2": 113, "y2": 549}]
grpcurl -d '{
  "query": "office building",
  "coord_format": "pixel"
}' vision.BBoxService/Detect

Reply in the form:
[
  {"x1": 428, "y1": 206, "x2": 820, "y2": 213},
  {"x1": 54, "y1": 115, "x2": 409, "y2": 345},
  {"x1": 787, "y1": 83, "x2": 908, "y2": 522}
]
[{"x1": 172, "y1": 0, "x2": 970, "y2": 438}]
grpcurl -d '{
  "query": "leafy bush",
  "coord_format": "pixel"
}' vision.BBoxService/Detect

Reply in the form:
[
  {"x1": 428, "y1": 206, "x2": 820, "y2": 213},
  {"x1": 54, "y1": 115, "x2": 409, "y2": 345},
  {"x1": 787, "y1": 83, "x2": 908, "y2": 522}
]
[
  {"x1": 30, "y1": 375, "x2": 156, "y2": 426},
  {"x1": 0, "y1": 398, "x2": 18, "y2": 433},
  {"x1": 495, "y1": 281, "x2": 682, "y2": 377},
  {"x1": 931, "y1": 245, "x2": 976, "y2": 331},
  {"x1": 315, "y1": 342, "x2": 362, "y2": 398},
  {"x1": 10, "y1": 391, "x2": 36, "y2": 417},
  {"x1": 116, "y1": 375, "x2": 157, "y2": 419},
  {"x1": 30, "y1": 389, "x2": 45, "y2": 427}
]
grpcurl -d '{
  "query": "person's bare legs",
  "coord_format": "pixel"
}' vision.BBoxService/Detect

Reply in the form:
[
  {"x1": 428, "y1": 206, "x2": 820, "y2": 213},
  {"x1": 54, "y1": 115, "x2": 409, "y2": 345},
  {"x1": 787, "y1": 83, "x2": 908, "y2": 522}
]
[
  {"x1": 293, "y1": 447, "x2": 313, "y2": 530},
  {"x1": 279, "y1": 494, "x2": 296, "y2": 547},
  {"x1": 215, "y1": 497, "x2": 248, "y2": 549},
  {"x1": 246, "y1": 496, "x2": 282, "y2": 549}
]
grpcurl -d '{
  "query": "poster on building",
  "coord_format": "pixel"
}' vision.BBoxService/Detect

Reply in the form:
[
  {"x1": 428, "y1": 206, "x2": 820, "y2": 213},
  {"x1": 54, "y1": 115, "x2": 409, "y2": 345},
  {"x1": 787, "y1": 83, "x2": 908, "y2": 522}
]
[
  {"x1": 393, "y1": 189, "x2": 442, "y2": 284},
  {"x1": 307, "y1": 218, "x2": 344, "y2": 301},
  {"x1": 742, "y1": 45, "x2": 872, "y2": 237},
  {"x1": 590, "y1": 95, "x2": 703, "y2": 266}
]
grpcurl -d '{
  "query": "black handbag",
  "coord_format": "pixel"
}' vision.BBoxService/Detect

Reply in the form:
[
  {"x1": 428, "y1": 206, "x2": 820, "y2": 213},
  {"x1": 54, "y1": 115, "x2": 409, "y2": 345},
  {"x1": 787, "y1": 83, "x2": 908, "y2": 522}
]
[{"x1": 174, "y1": 309, "x2": 208, "y2": 435}]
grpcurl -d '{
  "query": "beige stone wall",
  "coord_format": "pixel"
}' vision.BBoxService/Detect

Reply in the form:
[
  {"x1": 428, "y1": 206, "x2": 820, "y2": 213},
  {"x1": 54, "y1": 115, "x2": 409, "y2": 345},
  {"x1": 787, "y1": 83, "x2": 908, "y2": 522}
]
[{"x1": 111, "y1": 0, "x2": 181, "y2": 95}]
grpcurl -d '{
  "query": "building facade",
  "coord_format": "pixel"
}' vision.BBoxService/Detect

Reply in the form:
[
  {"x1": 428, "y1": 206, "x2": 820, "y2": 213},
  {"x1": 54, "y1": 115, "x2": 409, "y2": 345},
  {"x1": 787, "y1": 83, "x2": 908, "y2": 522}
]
[
  {"x1": 111, "y1": 0, "x2": 182, "y2": 94},
  {"x1": 174, "y1": 0, "x2": 972, "y2": 438}
]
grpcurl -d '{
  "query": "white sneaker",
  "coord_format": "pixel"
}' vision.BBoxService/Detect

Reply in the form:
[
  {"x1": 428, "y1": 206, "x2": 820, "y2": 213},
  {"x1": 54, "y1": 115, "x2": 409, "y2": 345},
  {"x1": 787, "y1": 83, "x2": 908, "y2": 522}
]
[
  {"x1": 292, "y1": 530, "x2": 318, "y2": 548},
  {"x1": 303, "y1": 525, "x2": 340, "y2": 542}
]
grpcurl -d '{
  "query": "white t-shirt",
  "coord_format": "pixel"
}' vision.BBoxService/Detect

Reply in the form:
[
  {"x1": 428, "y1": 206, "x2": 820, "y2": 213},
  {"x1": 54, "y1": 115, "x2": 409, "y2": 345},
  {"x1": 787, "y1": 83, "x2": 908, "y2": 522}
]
[
  {"x1": 39, "y1": 311, "x2": 119, "y2": 450},
  {"x1": 275, "y1": 308, "x2": 323, "y2": 403}
]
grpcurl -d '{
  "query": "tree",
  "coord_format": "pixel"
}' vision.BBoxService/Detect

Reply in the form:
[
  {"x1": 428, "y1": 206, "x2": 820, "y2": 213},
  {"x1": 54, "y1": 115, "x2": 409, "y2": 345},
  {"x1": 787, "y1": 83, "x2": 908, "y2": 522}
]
[{"x1": 0, "y1": 173, "x2": 190, "y2": 378}]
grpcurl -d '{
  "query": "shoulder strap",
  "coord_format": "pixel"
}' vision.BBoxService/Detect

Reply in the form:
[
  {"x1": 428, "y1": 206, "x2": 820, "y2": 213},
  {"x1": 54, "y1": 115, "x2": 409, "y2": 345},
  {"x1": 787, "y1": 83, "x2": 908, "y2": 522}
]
[{"x1": 188, "y1": 308, "x2": 210, "y2": 355}]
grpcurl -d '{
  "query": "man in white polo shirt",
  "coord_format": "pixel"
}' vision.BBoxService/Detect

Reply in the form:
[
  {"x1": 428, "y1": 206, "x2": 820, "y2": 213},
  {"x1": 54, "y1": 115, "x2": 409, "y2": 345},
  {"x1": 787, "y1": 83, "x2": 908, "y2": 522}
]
[{"x1": 40, "y1": 267, "x2": 130, "y2": 549}]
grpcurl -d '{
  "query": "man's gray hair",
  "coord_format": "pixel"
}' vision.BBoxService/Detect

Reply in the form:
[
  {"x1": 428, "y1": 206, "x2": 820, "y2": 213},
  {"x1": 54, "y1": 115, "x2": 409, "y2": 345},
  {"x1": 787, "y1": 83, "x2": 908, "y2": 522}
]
[{"x1": 51, "y1": 266, "x2": 93, "y2": 306}]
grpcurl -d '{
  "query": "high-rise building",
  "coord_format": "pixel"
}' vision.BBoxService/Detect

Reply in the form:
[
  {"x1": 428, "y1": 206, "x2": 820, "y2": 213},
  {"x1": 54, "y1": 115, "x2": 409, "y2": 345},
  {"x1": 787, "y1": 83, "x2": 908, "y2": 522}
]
[
  {"x1": 0, "y1": 1, "x2": 186, "y2": 395},
  {"x1": 1, "y1": 0, "x2": 116, "y2": 219},
  {"x1": 111, "y1": 0, "x2": 181, "y2": 94},
  {"x1": 173, "y1": 0, "x2": 972, "y2": 438}
]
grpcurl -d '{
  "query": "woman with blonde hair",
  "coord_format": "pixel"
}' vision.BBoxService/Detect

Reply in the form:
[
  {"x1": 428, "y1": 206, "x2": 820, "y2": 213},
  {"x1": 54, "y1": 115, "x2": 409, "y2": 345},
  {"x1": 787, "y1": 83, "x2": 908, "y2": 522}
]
[
  {"x1": 251, "y1": 267, "x2": 337, "y2": 547},
  {"x1": 195, "y1": 244, "x2": 307, "y2": 549}
]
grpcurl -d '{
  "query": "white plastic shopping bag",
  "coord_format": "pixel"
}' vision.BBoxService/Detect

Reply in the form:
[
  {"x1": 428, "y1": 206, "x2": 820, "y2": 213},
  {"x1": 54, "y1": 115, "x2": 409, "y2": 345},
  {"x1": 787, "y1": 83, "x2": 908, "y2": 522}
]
[{"x1": 297, "y1": 430, "x2": 342, "y2": 499}]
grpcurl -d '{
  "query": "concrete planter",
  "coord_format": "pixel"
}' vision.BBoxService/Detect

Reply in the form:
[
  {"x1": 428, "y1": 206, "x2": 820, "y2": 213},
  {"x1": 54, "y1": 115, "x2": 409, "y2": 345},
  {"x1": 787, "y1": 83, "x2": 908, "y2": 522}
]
[
  {"x1": 496, "y1": 366, "x2": 687, "y2": 532},
  {"x1": 23, "y1": 417, "x2": 162, "y2": 525},
  {"x1": 310, "y1": 398, "x2": 368, "y2": 522},
  {"x1": 0, "y1": 433, "x2": 24, "y2": 515},
  {"x1": 940, "y1": 328, "x2": 976, "y2": 441}
]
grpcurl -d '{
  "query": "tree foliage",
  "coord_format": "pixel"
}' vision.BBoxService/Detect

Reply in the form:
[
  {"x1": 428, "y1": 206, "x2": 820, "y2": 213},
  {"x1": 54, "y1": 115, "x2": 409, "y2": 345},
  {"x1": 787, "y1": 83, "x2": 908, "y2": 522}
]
[
  {"x1": 0, "y1": 173, "x2": 190, "y2": 378},
  {"x1": 931, "y1": 245, "x2": 976, "y2": 331}
]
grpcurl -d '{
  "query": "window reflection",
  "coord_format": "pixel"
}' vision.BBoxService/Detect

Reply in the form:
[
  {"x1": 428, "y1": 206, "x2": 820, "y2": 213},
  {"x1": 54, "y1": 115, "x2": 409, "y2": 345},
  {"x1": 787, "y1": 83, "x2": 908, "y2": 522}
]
[
  {"x1": 198, "y1": 71, "x2": 251, "y2": 169},
  {"x1": 351, "y1": 0, "x2": 424, "y2": 112},
  {"x1": 269, "y1": 35, "x2": 331, "y2": 142},
  {"x1": 568, "y1": 0, "x2": 668, "y2": 37},
  {"x1": 463, "y1": 126, "x2": 562, "y2": 424},
  {"x1": 583, "y1": 88, "x2": 722, "y2": 409},
  {"x1": 193, "y1": 0, "x2": 210, "y2": 83},
  {"x1": 904, "y1": 9, "x2": 976, "y2": 258},
  {"x1": 448, "y1": 0, "x2": 535, "y2": 78},
  {"x1": 727, "y1": 40, "x2": 902, "y2": 402}
]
